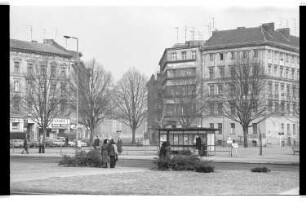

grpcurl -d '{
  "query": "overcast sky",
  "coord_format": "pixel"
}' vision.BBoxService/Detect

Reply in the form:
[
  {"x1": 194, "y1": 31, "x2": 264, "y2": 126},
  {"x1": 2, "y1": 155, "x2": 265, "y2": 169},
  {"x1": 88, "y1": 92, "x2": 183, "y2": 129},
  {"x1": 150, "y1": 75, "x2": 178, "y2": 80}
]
[{"x1": 10, "y1": 1, "x2": 299, "y2": 81}]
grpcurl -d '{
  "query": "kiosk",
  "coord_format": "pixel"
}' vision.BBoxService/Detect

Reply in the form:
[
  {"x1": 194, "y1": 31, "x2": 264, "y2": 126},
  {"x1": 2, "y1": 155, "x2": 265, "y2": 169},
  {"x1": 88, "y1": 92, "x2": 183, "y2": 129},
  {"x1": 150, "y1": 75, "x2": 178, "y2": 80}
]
[{"x1": 158, "y1": 127, "x2": 217, "y2": 156}]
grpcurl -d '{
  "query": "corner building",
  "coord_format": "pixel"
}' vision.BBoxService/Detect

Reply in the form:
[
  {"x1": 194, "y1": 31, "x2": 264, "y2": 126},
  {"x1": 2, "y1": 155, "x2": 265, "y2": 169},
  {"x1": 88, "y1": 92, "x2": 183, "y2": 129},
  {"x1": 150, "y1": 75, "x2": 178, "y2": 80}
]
[{"x1": 201, "y1": 23, "x2": 299, "y2": 146}]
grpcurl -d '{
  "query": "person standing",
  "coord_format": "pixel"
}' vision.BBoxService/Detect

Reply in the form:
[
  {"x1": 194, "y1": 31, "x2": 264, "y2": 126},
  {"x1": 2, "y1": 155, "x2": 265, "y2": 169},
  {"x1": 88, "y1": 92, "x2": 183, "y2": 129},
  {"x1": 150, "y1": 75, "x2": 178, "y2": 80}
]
[
  {"x1": 93, "y1": 136, "x2": 100, "y2": 149},
  {"x1": 107, "y1": 139, "x2": 118, "y2": 168},
  {"x1": 38, "y1": 135, "x2": 43, "y2": 153},
  {"x1": 21, "y1": 138, "x2": 29, "y2": 154},
  {"x1": 65, "y1": 137, "x2": 69, "y2": 147},
  {"x1": 116, "y1": 136, "x2": 123, "y2": 155},
  {"x1": 101, "y1": 139, "x2": 109, "y2": 168}
]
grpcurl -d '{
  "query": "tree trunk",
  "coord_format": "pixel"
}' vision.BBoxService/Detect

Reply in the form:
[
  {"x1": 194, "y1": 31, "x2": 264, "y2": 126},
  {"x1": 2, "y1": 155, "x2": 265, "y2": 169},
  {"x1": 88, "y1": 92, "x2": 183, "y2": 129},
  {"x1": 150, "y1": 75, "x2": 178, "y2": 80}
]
[
  {"x1": 243, "y1": 125, "x2": 248, "y2": 148},
  {"x1": 89, "y1": 128, "x2": 95, "y2": 145},
  {"x1": 132, "y1": 127, "x2": 136, "y2": 144},
  {"x1": 259, "y1": 133, "x2": 262, "y2": 156}
]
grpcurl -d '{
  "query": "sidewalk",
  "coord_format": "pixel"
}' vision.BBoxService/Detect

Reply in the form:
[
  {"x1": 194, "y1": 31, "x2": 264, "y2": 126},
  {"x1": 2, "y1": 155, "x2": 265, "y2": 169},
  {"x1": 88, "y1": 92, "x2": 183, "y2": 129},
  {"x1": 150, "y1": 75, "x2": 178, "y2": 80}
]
[{"x1": 10, "y1": 146, "x2": 299, "y2": 165}]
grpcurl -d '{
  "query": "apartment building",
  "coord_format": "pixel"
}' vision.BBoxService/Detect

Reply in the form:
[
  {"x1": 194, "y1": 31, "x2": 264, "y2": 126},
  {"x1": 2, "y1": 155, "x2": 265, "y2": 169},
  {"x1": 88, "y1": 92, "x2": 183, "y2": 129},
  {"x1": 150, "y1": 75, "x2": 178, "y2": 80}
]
[
  {"x1": 10, "y1": 39, "x2": 78, "y2": 140},
  {"x1": 201, "y1": 23, "x2": 299, "y2": 145}
]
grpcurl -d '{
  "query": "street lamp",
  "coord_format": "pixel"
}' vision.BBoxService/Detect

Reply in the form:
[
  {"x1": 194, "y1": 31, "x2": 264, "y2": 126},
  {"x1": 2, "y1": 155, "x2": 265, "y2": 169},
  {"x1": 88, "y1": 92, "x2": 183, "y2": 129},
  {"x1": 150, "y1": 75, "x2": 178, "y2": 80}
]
[{"x1": 64, "y1": 35, "x2": 79, "y2": 149}]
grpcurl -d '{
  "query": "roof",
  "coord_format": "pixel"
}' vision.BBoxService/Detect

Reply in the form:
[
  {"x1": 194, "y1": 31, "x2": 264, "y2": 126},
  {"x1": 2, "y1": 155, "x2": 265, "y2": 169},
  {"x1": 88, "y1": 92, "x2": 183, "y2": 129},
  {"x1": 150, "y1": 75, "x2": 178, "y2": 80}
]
[
  {"x1": 203, "y1": 26, "x2": 299, "y2": 52},
  {"x1": 10, "y1": 39, "x2": 74, "y2": 57}
]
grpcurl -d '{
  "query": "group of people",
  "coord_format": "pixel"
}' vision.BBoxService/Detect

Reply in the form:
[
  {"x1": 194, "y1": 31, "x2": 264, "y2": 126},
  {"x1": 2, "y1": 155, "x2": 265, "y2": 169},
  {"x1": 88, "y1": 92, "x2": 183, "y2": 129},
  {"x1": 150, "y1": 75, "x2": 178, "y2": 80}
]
[{"x1": 93, "y1": 136, "x2": 123, "y2": 168}]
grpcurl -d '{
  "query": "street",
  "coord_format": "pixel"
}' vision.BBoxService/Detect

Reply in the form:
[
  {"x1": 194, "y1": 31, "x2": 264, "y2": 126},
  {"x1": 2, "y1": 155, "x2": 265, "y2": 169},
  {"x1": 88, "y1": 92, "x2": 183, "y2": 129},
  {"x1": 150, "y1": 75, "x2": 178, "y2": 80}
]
[{"x1": 10, "y1": 156, "x2": 299, "y2": 172}]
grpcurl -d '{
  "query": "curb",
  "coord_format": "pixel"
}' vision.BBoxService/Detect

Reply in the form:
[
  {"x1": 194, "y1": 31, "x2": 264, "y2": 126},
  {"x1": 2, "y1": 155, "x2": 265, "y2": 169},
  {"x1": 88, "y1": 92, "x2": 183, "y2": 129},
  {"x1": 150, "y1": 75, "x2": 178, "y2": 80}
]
[{"x1": 279, "y1": 187, "x2": 299, "y2": 195}]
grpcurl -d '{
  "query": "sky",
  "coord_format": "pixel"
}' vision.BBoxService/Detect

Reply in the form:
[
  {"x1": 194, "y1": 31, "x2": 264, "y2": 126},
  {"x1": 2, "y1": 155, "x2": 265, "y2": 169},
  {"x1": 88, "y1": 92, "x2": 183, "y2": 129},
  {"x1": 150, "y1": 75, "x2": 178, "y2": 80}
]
[{"x1": 10, "y1": 1, "x2": 300, "y2": 82}]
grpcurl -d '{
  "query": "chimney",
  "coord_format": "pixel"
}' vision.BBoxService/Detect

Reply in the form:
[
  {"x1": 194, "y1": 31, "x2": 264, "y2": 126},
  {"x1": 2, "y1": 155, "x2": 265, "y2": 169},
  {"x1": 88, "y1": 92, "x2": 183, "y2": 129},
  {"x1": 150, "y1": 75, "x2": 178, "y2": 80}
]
[
  {"x1": 43, "y1": 39, "x2": 55, "y2": 45},
  {"x1": 276, "y1": 28, "x2": 290, "y2": 39},
  {"x1": 262, "y1": 23, "x2": 275, "y2": 33}
]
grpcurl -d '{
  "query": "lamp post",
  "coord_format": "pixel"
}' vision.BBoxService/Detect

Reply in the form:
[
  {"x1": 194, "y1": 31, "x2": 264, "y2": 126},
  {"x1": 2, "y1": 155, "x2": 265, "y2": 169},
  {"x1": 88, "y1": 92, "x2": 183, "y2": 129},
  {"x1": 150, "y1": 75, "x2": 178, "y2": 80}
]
[{"x1": 64, "y1": 35, "x2": 79, "y2": 149}]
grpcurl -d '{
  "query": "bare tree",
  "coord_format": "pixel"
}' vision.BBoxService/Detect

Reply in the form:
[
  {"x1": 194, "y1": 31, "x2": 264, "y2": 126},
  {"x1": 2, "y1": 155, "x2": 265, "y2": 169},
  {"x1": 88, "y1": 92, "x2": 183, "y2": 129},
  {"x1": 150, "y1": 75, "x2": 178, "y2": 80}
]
[
  {"x1": 221, "y1": 52, "x2": 274, "y2": 147},
  {"x1": 114, "y1": 68, "x2": 147, "y2": 144},
  {"x1": 70, "y1": 58, "x2": 114, "y2": 144},
  {"x1": 163, "y1": 76, "x2": 207, "y2": 127},
  {"x1": 19, "y1": 59, "x2": 69, "y2": 153}
]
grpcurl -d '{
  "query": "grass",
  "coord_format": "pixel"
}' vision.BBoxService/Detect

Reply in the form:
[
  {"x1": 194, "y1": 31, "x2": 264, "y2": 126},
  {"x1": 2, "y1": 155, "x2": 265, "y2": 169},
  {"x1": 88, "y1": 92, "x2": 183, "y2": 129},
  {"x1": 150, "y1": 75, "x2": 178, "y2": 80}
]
[{"x1": 10, "y1": 169, "x2": 298, "y2": 195}]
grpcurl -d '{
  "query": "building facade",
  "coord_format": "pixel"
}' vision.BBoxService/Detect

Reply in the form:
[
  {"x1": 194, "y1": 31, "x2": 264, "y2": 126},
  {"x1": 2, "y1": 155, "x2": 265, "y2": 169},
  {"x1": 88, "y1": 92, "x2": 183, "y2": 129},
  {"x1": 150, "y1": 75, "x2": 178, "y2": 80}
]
[
  {"x1": 149, "y1": 23, "x2": 299, "y2": 146},
  {"x1": 201, "y1": 23, "x2": 299, "y2": 145},
  {"x1": 10, "y1": 39, "x2": 78, "y2": 140}
]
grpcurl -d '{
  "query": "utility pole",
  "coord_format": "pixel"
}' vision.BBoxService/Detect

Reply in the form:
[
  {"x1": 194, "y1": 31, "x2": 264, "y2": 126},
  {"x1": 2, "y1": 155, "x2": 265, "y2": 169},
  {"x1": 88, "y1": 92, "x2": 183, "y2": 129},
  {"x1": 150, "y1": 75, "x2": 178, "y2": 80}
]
[
  {"x1": 190, "y1": 27, "x2": 195, "y2": 41},
  {"x1": 184, "y1": 25, "x2": 187, "y2": 42},
  {"x1": 29, "y1": 25, "x2": 33, "y2": 41}
]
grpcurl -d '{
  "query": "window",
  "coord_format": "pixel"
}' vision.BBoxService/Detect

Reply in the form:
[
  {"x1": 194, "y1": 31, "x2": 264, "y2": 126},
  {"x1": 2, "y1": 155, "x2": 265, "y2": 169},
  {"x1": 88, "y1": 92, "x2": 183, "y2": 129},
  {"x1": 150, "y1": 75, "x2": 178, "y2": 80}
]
[
  {"x1": 219, "y1": 53, "x2": 224, "y2": 61},
  {"x1": 293, "y1": 124, "x2": 296, "y2": 136},
  {"x1": 210, "y1": 123, "x2": 214, "y2": 129},
  {"x1": 230, "y1": 66, "x2": 236, "y2": 78},
  {"x1": 171, "y1": 52, "x2": 177, "y2": 61},
  {"x1": 12, "y1": 122, "x2": 19, "y2": 131},
  {"x1": 231, "y1": 51, "x2": 235, "y2": 60},
  {"x1": 274, "y1": 66, "x2": 278, "y2": 76},
  {"x1": 230, "y1": 84, "x2": 235, "y2": 97},
  {"x1": 217, "y1": 103, "x2": 223, "y2": 115},
  {"x1": 292, "y1": 86, "x2": 296, "y2": 99},
  {"x1": 280, "y1": 53, "x2": 284, "y2": 61},
  {"x1": 253, "y1": 123, "x2": 257, "y2": 134},
  {"x1": 40, "y1": 64, "x2": 46, "y2": 75},
  {"x1": 242, "y1": 51, "x2": 248, "y2": 58},
  {"x1": 287, "y1": 102, "x2": 290, "y2": 114},
  {"x1": 281, "y1": 123, "x2": 284, "y2": 133},
  {"x1": 218, "y1": 123, "x2": 222, "y2": 134},
  {"x1": 61, "y1": 83, "x2": 66, "y2": 96},
  {"x1": 291, "y1": 68, "x2": 295, "y2": 80},
  {"x1": 274, "y1": 51, "x2": 278, "y2": 61},
  {"x1": 61, "y1": 66, "x2": 66, "y2": 78},
  {"x1": 286, "y1": 54, "x2": 289, "y2": 62},
  {"x1": 293, "y1": 103, "x2": 296, "y2": 114},
  {"x1": 50, "y1": 82, "x2": 56, "y2": 93},
  {"x1": 218, "y1": 84, "x2": 223, "y2": 95},
  {"x1": 268, "y1": 101, "x2": 273, "y2": 111},
  {"x1": 209, "y1": 67, "x2": 214, "y2": 79},
  {"x1": 219, "y1": 67, "x2": 224, "y2": 78},
  {"x1": 209, "y1": 102, "x2": 214, "y2": 115},
  {"x1": 275, "y1": 83, "x2": 279, "y2": 98},
  {"x1": 252, "y1": 100, "x2": 258, "y2": 113},
  {"x1": 297, "y1": 70, "x2": 299, "y2": 80},
  {"x1": 280, "y1": 66, "x2": 283, "y2": 78},
  {"x1": 51, "y1": 65, "x2": 57, "y2": 78},
  {"x1": 27, "y1": 62, "x2": 34, "y2": 75},
  {"x1": 285, "y1": 67, "x2": 289, "y2": 79},
  {"x1": 281, "y1": 83, "x2": 284, "y2": 92},
  {"x1": 14, "y1": 61, "x2": 20, "y2": 74},
  {"x1": 275, "y1": 102, "x2": 279, "y2": 112},
  {"x1": 268, "y1": 82, "x2": 272, "y2": 95},
  {"x1": 268, "y1": 65, "x2": 272, "y2": 75},
  {"x1": 230, "y1": 102, "x2": 235, "y2": 115},
  {"x1": 209, "y1": 53, "x2": 214, "y2": 62},
  {"x1": 230, "y1": 123, "x2": 235, "y2": 134},
  {"x1": 182, "y1": 51, "x2": 186, "y2": 60},
  {"x1": 14, "y1": 80, "x2": 20, "y2": 92},
  {"x1": 191, "y1": 51, "x2": 196, "y2": 59},
  {"x1": 287, "y1": 85, "x2": 290, "y2": 98},
  {"x1": 281, "y1": 101, "x2": 285, "y2": 113},
  {"x1": 253, "y1": 50, "x2": 258, "y2": 58},
  {"x1": 268, "y1": 50, "x2": 271, "y2": 59},
  {"x1": 209, "y1": 85, "x2": 214, "y2": 96}
]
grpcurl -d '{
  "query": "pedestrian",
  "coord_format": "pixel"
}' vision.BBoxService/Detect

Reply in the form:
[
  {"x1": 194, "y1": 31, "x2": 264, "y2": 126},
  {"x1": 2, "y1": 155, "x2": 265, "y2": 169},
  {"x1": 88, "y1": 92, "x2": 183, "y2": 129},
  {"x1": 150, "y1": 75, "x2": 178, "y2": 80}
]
[
  {"x1": 159, "y1": 141, "x2": 171, "y2": 168},
  {"x1": 93, "y1": 136, "x2": 100, "y2": 149},
  {"x1": 196, "y1": 136, "x2": 202, "y2": 155},
  {"x1": 107, "y1": 139, "x2": 118, "y2": 168},
  {"x1": 38, "y1": 135, "x2": 43, "y2": 153},
  {"x1": 21, "y1": 138, "x2": 29, "y2": 154},
  {"x1": 65, "y1": 136, "x2": 69, "y2": 147},
  {"x1": 101, "y1": 139, "x2": 109, "y2": 168},
  {"x1": 116, "y1": 136, "x2": 123, "y2": 155}
]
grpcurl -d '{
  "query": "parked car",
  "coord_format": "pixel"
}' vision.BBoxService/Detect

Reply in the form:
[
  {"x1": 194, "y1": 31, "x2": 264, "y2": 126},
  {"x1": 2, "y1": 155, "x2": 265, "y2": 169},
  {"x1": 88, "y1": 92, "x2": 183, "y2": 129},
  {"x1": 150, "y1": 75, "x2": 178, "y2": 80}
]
[
  {"x1": 45, "y1": 137, "x2": 54, "y2": 147},
  {"x1": 52, "y1": 139, "x2": 66, "y2": 147},
  {"x1": 75, "y1": 140, "x2": 87, "y2": 147},
  {"x1": 28, "y1": 140, "x2": 39, "y2": 148},
  {"x1": 68, "y1": 141, "x2": 76, "y2": 147},
  {"x1": 10, "y1": 139, "x2": 24, "y2": 148}
]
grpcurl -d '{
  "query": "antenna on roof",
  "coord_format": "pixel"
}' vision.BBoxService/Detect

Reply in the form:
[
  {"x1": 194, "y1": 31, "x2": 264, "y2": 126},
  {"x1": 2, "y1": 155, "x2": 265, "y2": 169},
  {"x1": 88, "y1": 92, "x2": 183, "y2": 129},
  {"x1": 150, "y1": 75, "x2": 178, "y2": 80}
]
[
  {"x1": 292, "y1": 18, "x2": 297, "y2": 36},
  {"x1": 184, "y1": 25, "x2": 187, "y2": 42},
  {"x1": 190, "y1": 27, "x2": 195, "y2": 40},
  {"x1": 277, "y1": 17, "x2": 283, "y2": 29},
  {"x1": 175, "y1": 27, "x2": 179, "y2": 43},
  {"x1": 197, "y1": 31, "x2": 203, "y2": 40},
  {"x1": 212, "y1": 17, "x2": 215, "y2": 31},
  {"x1": 29, "y1": 25, "x2": 33, "y2": 41},
  {"x1": 286, "y1": 19, "x2": 289, "y2": 28}
]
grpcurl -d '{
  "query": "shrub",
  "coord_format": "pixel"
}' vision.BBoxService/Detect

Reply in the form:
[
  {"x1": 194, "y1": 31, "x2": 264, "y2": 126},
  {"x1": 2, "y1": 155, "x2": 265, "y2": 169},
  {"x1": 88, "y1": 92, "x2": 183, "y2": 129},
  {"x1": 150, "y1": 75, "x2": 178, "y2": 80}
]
[
  {"x1": 251, "y1": 167, "x2": 271, "y2": 173},
  {"x1": 58, "y1": 149, "x2": 102, "y2": 167},
  {"x1": 170, "y1": 154, "x2": 200, "y2": 171},
  {"x1": 195, "y1": 160, "x2": 215, "y2": 173}
]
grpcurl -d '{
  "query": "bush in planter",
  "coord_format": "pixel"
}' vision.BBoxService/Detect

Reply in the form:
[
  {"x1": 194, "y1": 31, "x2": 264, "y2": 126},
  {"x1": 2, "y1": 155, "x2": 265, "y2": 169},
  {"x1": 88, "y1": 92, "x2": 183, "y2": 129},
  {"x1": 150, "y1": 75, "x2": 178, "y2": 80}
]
[
  {"x1": 195, "y1": 160, "x2": 215, "y2": 173},
  {"x1": 170, "y1": 154, "x2": 200, "y2": 171},
  {"x1": 251, "y1": 167, "x2": 271, "y2": 173},
  {"x1": 58, "y1": 149, "x2": 102, "y2": 167}
]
